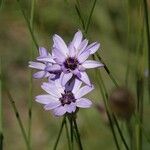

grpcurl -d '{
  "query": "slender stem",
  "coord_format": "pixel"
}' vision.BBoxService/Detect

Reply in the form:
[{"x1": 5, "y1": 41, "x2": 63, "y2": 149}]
[
  {"x1": 65, "y1": 119, "x2": 71, "y2": 150},
  {"x1": 16, "y1": 0, "x2": 39, "y2": 50},
  {"x1": 113, "y1": 115, "x2": 129, "y2": 150},
  {"x1": 28, "y1": 0, "x2": 35, "y2": 148},
  {"x1": 96, "y1": 53, "x2": 119, "y2": 87},
  {"x1": 0, "y1": 58, "x2": 3, "y2": 150},
  {"x1": 53, "y1": 117, "x2": 66, "y2": 150},
  {"x1": 143, "y1": 0, "x2": 150, "y2": 103},
  {"x1": 85, "y1": 0, "x2": 97, "y2": 33},
  {"x1": 69, "y1": 116, "x2": 74, "y2": 150},
  {"x1": 96, "y1": 70, "x2": 120, "y2": 150},
  {"x1": 6, "y1": 89, "x2": 30, "y2": 150},
  {"x1": 75, "y1": 0, "x2": 85, "y2": 30},
  {"x1": 0, "y1": 0, "x2": 4, "y2": 10},
  {"x1": 73, "y1": 119, "x2": 83, "y2": 150}
]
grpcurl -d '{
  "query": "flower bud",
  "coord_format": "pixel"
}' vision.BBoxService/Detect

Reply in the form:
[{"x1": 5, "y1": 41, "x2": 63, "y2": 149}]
[{"x1": 109, "y1": 87, "x2": 135, "y2": 120}]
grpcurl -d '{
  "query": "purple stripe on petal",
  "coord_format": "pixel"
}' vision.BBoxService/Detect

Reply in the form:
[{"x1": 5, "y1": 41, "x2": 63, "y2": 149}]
[
  {"x1": 33, "y1": 71, "x2": 46, "y2": 78},
  {"x1": 36, "y1": 95, "x2": 59, "y2": 104},
  {"x1": 82, "y1": 60, "x2": 104, "y2": 69},
  {"x1": 79, "y1": 72, "x2": 91, "y2": 86},
  {"x1": 44, "y1": 101, "x2": 61, "y2": 110},
  {"x1": 75, "y1": 84, "x2": 94, "y2": 99},
  {"x1": 52, "y1": 106, "x2": 66, "y2": 116},
  {"x1": 76, "y1": 98, "x2": 92, "y2": 108}
]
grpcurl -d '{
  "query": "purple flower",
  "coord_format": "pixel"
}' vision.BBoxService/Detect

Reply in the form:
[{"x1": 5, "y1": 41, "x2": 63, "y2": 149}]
[
  {"x1": 36, "y1": 79, "x2": 94, "y2": 116},
  {"x1": 49, "y1": 30, "x2": 103, "y2": 86},
  {"x1": 29, "y1": 47, "x2": 59, "y2": 80}
]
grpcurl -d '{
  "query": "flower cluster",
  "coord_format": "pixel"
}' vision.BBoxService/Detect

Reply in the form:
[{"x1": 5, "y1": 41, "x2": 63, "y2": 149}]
[{"x1": 29, "y1": 30, "x2": 103, "y2": 116}]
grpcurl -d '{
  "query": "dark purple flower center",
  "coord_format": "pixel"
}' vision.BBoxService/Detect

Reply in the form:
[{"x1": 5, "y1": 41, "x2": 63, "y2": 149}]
[
  {"x1": 64, "y1": 57, "x2": 79, "y2": 70},
  {"x1": 60, "y1": 91, "x2": 76, "y2": 105}
]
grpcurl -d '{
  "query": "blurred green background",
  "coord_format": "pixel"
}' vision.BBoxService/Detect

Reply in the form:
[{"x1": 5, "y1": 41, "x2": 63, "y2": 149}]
[{"x1": 0, "y1": 0, "x2": 150, "y2": 149}]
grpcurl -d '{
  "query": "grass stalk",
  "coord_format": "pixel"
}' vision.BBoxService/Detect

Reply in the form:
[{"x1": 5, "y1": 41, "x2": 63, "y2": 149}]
[
  {"x1": 0, "y1": 58, "x2": 3, "y2": 150},
  {"x1": 95, "y1": 69, "x2": 120, "y2": 150},
  {"x1": 75, "y1": 0, "x2": 85, "y2": 30},
  {"x1": 53, "y1": 117, "x2": 66, "y2": 150},
  {"x1": 6, "y1": 89, "x2": 30, "y2": 150},
  {"x1": 143, "y1": 0, "x2": 150, "y2": 102},
  {"x1": 96, "y1": 53, "x2": 119, "y2": 87},
  {"x1": 65, "y1": 119, "x2": 71, "y2": 150},
  {"x1": 113, "y1": 115, "x2": 129, "y2": 150},
  {"x1": 85, "y1": 0, "x2": 97, "y2": 33},
  {"x1": 16, "y1": 0, "x2": 39, "y2": 50},
  {"x1": 28, "y1": 0, "x2": 35, "y2": 148},
  {"x1": 73, "y1": 119, "x2": 83, "y2": 150}
]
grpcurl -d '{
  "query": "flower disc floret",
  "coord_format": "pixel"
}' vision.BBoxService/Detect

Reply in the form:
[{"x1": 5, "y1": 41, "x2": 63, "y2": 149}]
[
  {"x1": 64, "y1": 57, "x2": 79, "y2": 70},
  {"x1": 60, "y1": 91, "x2": 76, "y2": 105}
]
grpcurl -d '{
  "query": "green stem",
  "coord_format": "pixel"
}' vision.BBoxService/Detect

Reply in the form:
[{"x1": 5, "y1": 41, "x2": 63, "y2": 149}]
[
  {"x1": 69, "y1": 116, "x2": 74, "y2": 150},
  {"x1": 53, "y1": 117, "x2": 66, "y2": 150},
  {"x1": 0, "y1": 58, "x2": 3, "y2": 150},
  {"x1": 6, "y1": 89, "x2": 30, "y2": 150},
  {"x1": 113, "y1": 115, "x2": 129, "y2": 150},
  {"x1": 96, "y1": 70, "x2": 120, "y2": 150},
  {"x1": 96, "y1": 53, "x2": 119, "y2": 87},
  {"x1": 16, "y1": 0, "x2": 39, "y2": 50},
  {"x1": 75, "y1": 0, "x2": 85, "y2": 30},
  {"x1": 65, "y1": 119, "x2": 71, "y2": 150},
  {"x1": 73, "y1": 119, "x2": 83, "y2": 150},
  {"x1": 143, "y1": 0, "x2": 150, "y2": 102},
  {"x1": 85, "y1": 0, "x2": 97, "y2": 33},
  {"x1": 28, "y1": 0, "x2": 35, "y2": 148}
]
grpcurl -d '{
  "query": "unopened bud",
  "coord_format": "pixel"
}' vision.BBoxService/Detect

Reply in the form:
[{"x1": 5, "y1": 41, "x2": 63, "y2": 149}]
[{"x1": 109, "y1": 87, "x2": 135, "y2": 120}]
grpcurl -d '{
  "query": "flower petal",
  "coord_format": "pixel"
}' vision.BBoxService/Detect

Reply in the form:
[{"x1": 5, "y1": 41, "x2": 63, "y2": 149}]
[
  {"x1": 82, "y1": 60, "x2": 103, "y2": 69},
  {"x1": 73, "y1": 68, "x2": 81, "y2": 78},
  {"x1": 39, "y1": 47, "x2": 48, "y2": 56},
  {"x1": 33, "y1": 71, "x2": 46, "y2": 78},
  {"x1": 41, "y1": 82, "x2": 62, "y2": 98},
  {"x1": 78, "y1": 39, "x2": 88, "y2": 55},
  {"x1": 53, "y1": 34, "x2": 69, "y2": 56},
  {"x1": 71, "y1": 30, "x2": 83, "y2": 49},
  {"x1": 75, "y1": 84, "x2": 94, "y2": 99},
  {"x1": 77, "y1": 50, "x2": 90, "y2": 63},
  {"x1": 36, "y1": 95, "x2": 59, "y2": 104},
  {"x1": 52, "y1": 48, "x2": 66, "y2": 63},
  {"x1": 29, "y1": 61, "x2": 46, "y2": 70},
  {"x1": 79, "y1": 72, "x2": 91, "y2": 86},
  {"x1": 55, "y1": 79, "x2": 65, "y2": 94},
  {"x1": 72, "y1": 79, "x2": 82, "y2": 94},
  {"x1": 86, "y1": 42, "x2": 100, "y2": 54},
  {"x1": 46, "y1": 64, "x2": 61, "y2": 73},
  {"x1": 37, "y1": 56, "x2": 55, "y2": 63},
  {"x1": 60, "y1": 72, "x2": 73, "y2": 86},
  {"x1": 44, "y1": 101, "x2": 61, "y2": 110},
  {"x1": 52, "y1": 106, "x2": 66, "y2": 116},
  {"x1": 64, "y1": 103, "x2": 76, "y2": 113},
  {"x1": 76, "y1": 98, "x2": 92, "y2": 108}
]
